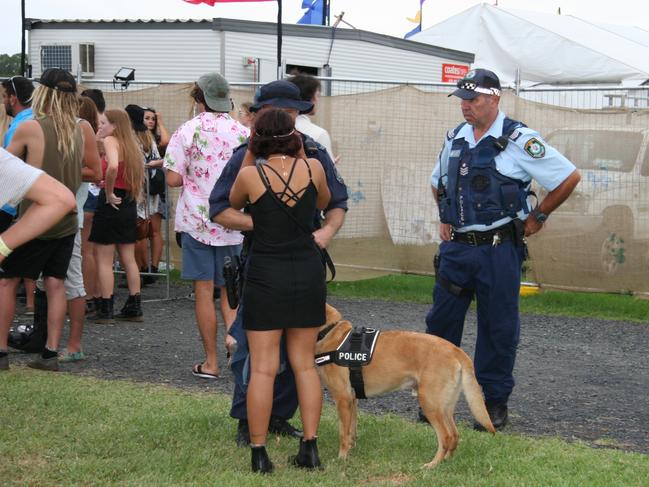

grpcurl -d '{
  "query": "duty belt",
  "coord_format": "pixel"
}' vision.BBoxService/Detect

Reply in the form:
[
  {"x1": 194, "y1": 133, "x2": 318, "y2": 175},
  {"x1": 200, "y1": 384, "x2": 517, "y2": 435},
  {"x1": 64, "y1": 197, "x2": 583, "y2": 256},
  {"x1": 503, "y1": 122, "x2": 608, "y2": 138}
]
[{"x1": 451, "y1": 222, "x2": 515, "y2": 246}]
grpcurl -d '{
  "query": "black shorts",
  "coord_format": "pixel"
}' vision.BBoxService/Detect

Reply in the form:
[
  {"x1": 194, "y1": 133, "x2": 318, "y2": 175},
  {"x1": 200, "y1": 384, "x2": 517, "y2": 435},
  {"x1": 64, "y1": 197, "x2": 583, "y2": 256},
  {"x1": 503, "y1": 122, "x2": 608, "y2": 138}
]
[
  {"x1": 0, "y1": 233, "x2": 76, "y2": 280},
  {"x1": 0, "y1": 210, "x2": 14, "y2": 233}
]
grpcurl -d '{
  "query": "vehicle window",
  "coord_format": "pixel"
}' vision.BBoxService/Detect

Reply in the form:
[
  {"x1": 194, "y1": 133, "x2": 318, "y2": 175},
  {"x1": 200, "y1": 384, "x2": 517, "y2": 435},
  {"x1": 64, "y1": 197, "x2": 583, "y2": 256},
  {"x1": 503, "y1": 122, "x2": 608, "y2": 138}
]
[{"x1": 546, "y1": 130, "x2": 641, "y2": 172}]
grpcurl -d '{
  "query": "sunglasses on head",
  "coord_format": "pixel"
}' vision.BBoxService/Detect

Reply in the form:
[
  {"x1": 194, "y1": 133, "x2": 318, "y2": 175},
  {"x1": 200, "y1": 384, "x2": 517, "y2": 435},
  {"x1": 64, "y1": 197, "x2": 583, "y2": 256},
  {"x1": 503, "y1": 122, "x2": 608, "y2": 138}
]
[{"x1": 8, "y1": 76, "x2": 20, "y2": 100}]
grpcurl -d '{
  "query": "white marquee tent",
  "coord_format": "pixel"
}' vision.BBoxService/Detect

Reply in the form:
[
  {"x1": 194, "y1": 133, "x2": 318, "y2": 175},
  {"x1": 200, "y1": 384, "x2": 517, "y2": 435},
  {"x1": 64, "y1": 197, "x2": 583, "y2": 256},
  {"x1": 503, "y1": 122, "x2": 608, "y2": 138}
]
[{"x1": 411, "y1": 3, "x2": 649, "y2": 87}]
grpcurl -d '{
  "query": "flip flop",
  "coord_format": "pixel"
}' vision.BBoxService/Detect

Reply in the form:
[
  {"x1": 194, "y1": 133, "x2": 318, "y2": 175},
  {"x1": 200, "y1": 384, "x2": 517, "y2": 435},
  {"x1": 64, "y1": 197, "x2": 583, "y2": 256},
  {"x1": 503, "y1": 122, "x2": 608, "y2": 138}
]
[{"x1": 192, "y1": 363, "x2": 219, "y2": 380}]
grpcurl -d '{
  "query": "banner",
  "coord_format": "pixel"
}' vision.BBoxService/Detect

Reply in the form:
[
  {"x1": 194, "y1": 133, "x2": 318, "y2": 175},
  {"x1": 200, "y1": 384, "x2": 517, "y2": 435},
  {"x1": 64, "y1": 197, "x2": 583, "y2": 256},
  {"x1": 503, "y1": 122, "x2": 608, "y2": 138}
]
[{"x1": 441, "y1": 63, "x2": 470, "y2": 83}]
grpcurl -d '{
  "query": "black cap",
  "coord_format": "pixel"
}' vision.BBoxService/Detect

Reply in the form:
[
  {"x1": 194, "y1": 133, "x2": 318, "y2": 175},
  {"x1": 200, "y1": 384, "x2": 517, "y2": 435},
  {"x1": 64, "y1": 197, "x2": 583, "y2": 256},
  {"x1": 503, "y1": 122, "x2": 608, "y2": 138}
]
[
  {"x1": 37, "y1": 68, "x2": 77, "y2": 93},
  {"x1": 449, "y1": 68, "x2": 502, "y2": 100},
  {"x1": 124, "y1": 104, "x2": 147, "y2": 132},
  {"x1": 250, "y1": 80, "x2": 313, "y2": 114}
]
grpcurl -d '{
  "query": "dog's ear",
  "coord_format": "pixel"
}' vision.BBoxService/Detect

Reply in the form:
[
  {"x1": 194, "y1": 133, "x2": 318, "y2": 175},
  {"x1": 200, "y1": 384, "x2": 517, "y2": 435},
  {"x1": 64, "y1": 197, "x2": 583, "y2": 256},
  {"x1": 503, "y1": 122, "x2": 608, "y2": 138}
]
[{"x1": 325, "y1": 303, "x2": 342, "y2": 325}]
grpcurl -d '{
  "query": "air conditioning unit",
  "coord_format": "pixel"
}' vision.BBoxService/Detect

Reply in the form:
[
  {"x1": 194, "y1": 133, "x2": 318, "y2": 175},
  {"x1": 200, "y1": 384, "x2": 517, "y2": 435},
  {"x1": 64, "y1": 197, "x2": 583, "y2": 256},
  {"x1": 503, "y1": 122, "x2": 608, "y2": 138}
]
[{"x1": 40, "y1": 43, "x2": 94, "y2": 78}]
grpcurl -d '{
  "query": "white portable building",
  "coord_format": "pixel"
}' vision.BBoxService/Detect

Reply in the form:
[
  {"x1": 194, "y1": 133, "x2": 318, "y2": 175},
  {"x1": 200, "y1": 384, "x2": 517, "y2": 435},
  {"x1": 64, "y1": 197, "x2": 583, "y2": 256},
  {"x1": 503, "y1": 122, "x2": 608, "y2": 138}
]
[{"x1": 26, "y1": 18, "x2": 473, "y2": 84}]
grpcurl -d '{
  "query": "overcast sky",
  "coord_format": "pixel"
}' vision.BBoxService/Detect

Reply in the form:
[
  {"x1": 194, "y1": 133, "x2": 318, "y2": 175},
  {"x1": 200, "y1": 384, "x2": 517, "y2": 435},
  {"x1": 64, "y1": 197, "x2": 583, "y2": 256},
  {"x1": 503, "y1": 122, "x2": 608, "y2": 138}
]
[{"x1": 2, "y1": 0, "x2": 649, "y2": 54}]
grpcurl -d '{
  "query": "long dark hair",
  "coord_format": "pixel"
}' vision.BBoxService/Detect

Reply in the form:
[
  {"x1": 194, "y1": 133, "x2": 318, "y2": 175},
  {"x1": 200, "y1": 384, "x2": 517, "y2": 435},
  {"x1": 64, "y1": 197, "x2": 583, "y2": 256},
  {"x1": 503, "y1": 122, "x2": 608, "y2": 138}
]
[{"x1": 249, "y1": 108, "x2": 301, "y2": 158}]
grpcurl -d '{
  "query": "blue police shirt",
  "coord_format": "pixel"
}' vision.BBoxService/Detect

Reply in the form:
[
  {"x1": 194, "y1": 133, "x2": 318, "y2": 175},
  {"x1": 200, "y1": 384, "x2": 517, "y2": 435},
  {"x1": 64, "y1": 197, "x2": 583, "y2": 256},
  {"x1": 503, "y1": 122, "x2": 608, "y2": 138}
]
[
  {"x1": 209, "y1": 134, "x2": 348, "y2": 222},
  {"x1": 431, "y1": 110, "x2": 576, "y2": 232},
  {"x1": 2, "y1": 107, "x2": 33, "y2": 216}
]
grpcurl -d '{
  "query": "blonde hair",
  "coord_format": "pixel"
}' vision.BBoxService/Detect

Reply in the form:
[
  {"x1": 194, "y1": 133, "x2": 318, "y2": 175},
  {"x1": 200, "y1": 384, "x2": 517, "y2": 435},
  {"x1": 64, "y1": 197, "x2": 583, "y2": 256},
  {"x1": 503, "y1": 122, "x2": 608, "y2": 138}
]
[
  {"x1": 104, "y1": 109, "x2": 144, "y2": 198},
  {"x1": 31, "y1": 85, "x2": 79, "y2": 158},
  {"x1": 134, "y1": 129, "x2": 155, "y2": 157}
]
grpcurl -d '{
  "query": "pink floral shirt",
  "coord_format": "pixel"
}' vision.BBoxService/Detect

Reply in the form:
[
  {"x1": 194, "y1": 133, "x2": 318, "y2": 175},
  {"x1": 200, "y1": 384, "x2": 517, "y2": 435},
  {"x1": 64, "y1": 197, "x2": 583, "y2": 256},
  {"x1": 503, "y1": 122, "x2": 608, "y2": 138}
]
[{"x1": 164, "y1": 112, "x2": 249, "y2": 246}]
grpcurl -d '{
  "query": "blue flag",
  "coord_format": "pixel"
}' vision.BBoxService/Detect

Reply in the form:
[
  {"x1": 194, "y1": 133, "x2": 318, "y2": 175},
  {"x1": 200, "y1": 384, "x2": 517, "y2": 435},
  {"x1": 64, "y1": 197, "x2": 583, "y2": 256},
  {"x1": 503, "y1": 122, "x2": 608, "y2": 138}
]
[
  {"x1": 404, "y1": 0, "x2": 425, "y2": 38},
  {"x1": 298, "y1": 0, "x2": 328, "y2": 25},
  {"x1": 404, "y1": 24, "x2": 421, "y2": 39}
]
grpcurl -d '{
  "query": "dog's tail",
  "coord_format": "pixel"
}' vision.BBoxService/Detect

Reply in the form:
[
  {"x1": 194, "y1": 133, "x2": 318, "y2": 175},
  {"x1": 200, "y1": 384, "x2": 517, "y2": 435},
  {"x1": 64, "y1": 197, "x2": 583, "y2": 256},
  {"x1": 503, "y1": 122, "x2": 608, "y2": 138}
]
[{"x1": 459, "y1": 354, "x2": 496, "y2": 434}]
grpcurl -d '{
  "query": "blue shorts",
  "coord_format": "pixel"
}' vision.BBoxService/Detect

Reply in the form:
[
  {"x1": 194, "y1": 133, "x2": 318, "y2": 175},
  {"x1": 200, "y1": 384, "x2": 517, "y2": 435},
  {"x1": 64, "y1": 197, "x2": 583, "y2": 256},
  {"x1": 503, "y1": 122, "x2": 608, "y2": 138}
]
[
  {"x1": 181, "y1": 233, "x2": 242, "y2": 285},
  {"x1": 83, "y1": 191, "x2": 99, "y2": 213}
]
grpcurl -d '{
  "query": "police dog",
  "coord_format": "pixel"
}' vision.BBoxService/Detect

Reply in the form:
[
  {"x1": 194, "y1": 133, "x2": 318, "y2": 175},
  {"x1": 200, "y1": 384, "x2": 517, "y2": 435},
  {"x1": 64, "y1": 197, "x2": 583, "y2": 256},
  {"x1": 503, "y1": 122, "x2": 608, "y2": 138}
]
[{"x1": 316, "y1": 305, "x2": 495, "y2": 468}]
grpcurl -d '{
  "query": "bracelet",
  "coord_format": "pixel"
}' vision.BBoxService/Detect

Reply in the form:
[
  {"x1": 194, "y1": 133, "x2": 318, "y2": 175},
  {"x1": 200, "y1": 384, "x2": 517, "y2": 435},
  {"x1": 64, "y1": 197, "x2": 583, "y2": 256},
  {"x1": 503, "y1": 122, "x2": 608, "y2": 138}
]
[{"x1": 0, "y1": 236, "x2": 13, "y2": 258}]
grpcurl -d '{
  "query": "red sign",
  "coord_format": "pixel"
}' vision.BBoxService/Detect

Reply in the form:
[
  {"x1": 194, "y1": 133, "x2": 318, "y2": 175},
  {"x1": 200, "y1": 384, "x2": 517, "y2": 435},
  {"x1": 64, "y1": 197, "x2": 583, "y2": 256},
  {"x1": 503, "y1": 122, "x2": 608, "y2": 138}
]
[{"x1": 442, "y1": 64, "x2": 469, "y2": 83}]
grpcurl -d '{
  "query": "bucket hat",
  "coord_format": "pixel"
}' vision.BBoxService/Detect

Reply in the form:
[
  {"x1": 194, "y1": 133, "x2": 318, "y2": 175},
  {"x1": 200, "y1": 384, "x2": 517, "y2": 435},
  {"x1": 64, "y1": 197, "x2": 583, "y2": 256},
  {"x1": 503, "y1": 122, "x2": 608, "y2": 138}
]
[{"x1": 250, "y1": 80, "x2": 313, "y2": 114}]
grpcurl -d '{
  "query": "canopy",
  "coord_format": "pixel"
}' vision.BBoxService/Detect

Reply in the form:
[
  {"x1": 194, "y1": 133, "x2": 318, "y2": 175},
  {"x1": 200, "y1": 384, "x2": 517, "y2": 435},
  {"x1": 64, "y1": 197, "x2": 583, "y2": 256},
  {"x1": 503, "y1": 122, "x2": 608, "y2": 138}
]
[{"x1": 410, "y1": 3, "x2": 649, "y2": 87}]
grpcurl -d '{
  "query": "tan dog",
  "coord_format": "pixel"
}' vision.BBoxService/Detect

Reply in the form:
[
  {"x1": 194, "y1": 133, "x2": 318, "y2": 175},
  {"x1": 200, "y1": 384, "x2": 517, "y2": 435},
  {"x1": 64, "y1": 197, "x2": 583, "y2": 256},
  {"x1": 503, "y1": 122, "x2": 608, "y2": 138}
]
[{"x1": 316, "y1": 304, "x2": 495, "y2": 468}]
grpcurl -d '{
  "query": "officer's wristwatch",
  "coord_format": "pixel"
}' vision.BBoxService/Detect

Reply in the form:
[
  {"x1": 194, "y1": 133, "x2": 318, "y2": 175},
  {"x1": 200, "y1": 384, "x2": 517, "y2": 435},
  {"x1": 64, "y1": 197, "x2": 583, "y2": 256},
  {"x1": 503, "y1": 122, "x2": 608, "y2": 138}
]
[{"x1": 532, "y1": 209, "x2": 548, "y2": 223}]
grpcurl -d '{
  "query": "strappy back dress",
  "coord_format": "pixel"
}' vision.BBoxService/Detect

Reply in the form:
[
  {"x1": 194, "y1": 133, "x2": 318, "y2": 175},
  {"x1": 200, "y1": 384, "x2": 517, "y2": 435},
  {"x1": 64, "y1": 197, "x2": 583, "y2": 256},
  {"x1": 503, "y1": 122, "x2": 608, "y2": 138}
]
[{"x1": 242, "y1": 158, "x2": 326, "y2": 330}]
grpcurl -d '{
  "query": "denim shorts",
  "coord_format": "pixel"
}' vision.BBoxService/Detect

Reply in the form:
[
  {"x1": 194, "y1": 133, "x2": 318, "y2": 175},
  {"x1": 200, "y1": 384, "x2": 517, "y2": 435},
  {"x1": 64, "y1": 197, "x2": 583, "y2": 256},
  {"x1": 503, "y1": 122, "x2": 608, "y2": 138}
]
[
  {"x1": 83, "y1": 191, "x2": 99, "y2": 213},
  {"x1": 181, "y1": 233, "x2": 242, "y2": 285}
]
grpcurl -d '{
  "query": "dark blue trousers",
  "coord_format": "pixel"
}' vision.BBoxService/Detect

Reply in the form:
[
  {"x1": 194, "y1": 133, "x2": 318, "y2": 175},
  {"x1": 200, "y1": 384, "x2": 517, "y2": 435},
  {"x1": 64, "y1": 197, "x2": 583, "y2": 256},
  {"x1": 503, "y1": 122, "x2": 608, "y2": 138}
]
[
  {"x1": 425, "y1": 240, "x2": 524, "y2": 403},
  {"x1": 228, "y1": 304, "x2": 299, "y2": 421}
]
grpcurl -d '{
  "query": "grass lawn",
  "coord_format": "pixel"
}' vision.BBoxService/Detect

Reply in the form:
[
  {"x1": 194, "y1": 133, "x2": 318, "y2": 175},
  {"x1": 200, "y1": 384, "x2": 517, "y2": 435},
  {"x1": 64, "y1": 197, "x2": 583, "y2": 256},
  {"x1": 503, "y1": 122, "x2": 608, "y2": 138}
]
[
  {"x1": 1, "y1": 370, "x2": 648, "y2": 486},
  {"x1": 328, "y1": 274, "x2": 649, "y2": 323}
]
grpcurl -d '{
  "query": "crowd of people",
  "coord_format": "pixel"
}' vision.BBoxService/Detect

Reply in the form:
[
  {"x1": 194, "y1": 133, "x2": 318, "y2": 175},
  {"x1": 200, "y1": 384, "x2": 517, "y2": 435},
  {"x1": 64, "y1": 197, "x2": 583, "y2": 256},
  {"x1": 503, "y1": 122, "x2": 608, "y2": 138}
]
[
  {"x1": 0, "y1": 67, "x2": 580, "y2": 474},
  {"x1": 0, "y1": 70, "x2": 176, "y2": 368}
]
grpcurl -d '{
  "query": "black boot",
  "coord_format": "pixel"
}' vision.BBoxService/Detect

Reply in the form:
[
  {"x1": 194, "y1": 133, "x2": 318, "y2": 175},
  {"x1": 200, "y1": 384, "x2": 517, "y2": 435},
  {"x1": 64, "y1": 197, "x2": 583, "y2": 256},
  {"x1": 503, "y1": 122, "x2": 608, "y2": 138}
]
[
  {"x1": 116, "y1": 294, "x2": 143, "y2": 322},
  {"x1": 290, "y1": 437, "x2": 322, "y2": 469},
  {"x1": 251, "y1": 445, "x2": 273, "y2": 474},
  {"x1": 474, "y1": 401, "x2": 508, "y2": 431},
  {"x1": 142, "y1": 266, "x2": 158, "y2": 286},
  {"x1": 94, "y1": 296, "x2": 115, "y2": 324},
  {"x1": 86, "y1": 297, "x2": 102, "y2": 320}
]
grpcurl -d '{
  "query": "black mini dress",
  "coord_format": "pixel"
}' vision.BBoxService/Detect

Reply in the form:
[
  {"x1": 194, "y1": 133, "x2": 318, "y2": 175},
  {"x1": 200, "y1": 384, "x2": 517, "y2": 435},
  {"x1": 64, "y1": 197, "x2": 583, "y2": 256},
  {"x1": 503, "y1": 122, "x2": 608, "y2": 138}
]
[{"x1": 242, "y1": 159, "x2": 326, "y2": 331}]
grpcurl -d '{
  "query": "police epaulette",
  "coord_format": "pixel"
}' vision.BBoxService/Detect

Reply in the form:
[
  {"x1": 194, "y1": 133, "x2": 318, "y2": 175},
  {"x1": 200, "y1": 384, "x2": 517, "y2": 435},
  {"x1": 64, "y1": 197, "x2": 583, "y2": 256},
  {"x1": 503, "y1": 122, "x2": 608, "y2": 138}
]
[
  {"x1": 302, "y1": 136, "x2": 320, "y2": 156},
  {"x1": 447, "y1": 122, "x2": 466, "y2": 141}
]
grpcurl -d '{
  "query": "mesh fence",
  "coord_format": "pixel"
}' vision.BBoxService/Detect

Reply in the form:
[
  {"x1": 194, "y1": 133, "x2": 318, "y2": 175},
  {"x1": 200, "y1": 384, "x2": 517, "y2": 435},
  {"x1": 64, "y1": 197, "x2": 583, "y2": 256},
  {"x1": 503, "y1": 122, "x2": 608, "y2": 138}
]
[{"x1": 2, "y1": 79, "x2": 648, "y2": 292}]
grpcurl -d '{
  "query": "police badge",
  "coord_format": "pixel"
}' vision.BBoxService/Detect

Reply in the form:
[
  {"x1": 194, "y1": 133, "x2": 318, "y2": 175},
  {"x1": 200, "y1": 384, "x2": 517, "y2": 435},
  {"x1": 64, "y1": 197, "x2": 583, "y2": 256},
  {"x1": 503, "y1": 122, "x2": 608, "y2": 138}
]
[{"x1": 524, "y1": 137, "x2": 546, "y2": 158}]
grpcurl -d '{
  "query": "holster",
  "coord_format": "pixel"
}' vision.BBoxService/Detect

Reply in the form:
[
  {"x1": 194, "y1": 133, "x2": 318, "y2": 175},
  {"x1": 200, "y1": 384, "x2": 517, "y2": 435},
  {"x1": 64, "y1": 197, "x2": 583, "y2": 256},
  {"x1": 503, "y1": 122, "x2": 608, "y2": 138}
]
[
  {"x1": 512, "y1": 218, "x2": 529, "y2": 260},
  {"x1": 223, "y1": 255, "x2": 241, "y2": 309}
]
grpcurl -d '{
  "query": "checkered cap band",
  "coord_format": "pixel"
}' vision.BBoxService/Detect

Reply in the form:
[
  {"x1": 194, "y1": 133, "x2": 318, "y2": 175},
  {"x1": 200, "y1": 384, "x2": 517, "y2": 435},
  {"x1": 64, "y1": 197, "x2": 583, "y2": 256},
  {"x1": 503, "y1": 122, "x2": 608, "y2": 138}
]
[{"x1": 458, "y1": 81, "x2": 501, "y2": 96}]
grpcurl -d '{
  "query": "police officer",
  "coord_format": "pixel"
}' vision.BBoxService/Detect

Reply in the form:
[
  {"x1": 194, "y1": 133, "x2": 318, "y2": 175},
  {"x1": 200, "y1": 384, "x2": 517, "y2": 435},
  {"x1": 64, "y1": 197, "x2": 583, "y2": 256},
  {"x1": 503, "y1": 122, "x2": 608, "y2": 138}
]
[
  {"x1": 426, "y1": 69, "x2": 580, "y2": 430},
  {"x1": 209, "y1": 79, "x2": 348, "y2": 445}
]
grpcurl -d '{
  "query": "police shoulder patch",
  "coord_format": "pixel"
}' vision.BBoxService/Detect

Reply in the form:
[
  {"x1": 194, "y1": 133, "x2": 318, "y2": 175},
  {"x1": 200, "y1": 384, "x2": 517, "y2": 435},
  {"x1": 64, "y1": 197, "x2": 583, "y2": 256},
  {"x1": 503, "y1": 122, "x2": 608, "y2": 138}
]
[
  {"x1": 509, "y1": 129, "x2": 522, "y2": 142},
  {"x1": 524, "y1": 137, "x2": 546, "y2": 158}
]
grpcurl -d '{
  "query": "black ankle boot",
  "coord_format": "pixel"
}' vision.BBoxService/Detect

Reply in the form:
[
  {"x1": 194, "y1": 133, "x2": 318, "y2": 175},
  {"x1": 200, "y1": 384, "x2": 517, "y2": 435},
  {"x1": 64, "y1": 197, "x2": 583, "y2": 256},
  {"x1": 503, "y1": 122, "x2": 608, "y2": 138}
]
[
  {"x1": 86, "y1": 296, "x2": 102, "y2": 320},
  {"x1": 291, "y1": 437, "x2": 322, "y2": 469},
  {"x1": 142, "y1": 266, "x2": 158, "y2": 286},
  {"x1": 94, "y1": 296, "x2": 115, "y2": 324},
  {"x1": 116, "y1": 294, "x2": 143, "y2": 322},
  {"x1": 251, "y1": 445, "x2": 273, "y2": 474}
]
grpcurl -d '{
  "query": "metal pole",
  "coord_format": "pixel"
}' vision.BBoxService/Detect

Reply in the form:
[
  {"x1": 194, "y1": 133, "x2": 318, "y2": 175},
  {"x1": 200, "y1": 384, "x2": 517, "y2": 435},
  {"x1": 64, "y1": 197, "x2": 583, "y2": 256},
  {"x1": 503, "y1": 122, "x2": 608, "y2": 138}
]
[
  {"x1": 20, "y1": 0, "x2": 26, "y2": 75},
  {"x1": 277, "y1": 0, "x2": 283, "y2": 80}
]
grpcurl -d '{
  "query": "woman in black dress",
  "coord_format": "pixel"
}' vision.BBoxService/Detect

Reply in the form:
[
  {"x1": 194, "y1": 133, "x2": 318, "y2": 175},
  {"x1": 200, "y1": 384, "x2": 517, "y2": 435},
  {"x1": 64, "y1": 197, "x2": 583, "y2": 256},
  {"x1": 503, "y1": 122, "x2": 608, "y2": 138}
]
[{"x1": 229, "y1": 108, "x2": 330, "y2": 473}]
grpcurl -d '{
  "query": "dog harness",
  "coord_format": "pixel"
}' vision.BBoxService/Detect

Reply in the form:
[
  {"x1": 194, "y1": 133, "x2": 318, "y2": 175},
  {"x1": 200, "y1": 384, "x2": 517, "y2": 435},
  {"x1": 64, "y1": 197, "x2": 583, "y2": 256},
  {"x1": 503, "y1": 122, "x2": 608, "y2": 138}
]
[{"x1": 315, "y1": 326, "x2": 381, "y2": 399}]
